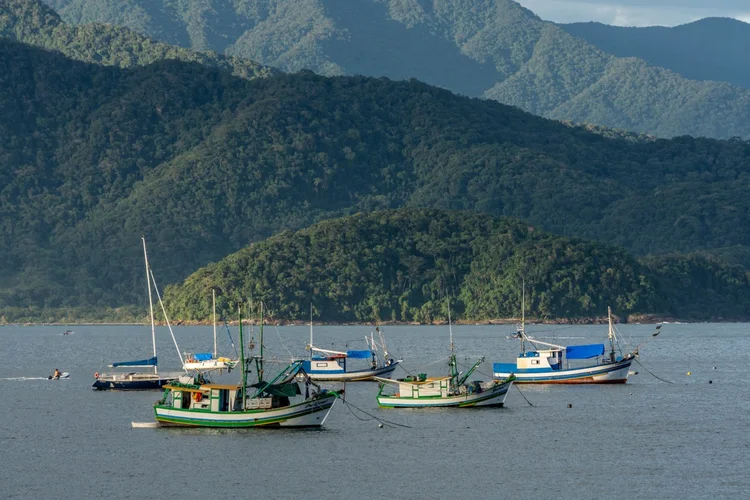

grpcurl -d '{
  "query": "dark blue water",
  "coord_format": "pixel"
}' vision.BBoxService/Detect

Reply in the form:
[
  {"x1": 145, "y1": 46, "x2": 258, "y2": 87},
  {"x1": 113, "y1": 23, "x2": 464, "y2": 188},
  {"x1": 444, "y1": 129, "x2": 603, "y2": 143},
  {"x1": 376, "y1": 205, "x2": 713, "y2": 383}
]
[{"x1": 2, "y1": 322, "x2": 747, "y2": 499}]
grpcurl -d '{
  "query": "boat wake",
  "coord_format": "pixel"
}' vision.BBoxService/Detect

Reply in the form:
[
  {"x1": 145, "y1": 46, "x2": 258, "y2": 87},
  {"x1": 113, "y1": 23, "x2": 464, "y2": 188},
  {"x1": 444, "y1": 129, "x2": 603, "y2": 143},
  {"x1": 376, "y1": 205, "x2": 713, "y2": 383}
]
[{"x1": 0, "y1": 376, "x2": 49, "y2": 381}]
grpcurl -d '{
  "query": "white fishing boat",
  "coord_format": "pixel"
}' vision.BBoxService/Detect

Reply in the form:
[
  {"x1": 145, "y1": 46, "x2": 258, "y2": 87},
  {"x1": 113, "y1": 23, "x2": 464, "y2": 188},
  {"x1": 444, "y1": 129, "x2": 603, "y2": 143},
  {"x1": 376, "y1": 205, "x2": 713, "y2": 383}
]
[
  {"x1": 493, "y1": 304, "x2": 657, "y2": 384},
  {"x1": 376, "y1": 303, "x2": 514, "y2": 408},
  {"x1": 93, "y1": 238, "x2": 183, "y2": 390},
  {"x1": 154, "y1": 304, "x2": 340, "y2": 428},
  {"x1": 303, "y1": 321, "x2": 399, "y2": 381},
  {"x1": 182, "y1": 289, "x2": 238, "y2": 372}
]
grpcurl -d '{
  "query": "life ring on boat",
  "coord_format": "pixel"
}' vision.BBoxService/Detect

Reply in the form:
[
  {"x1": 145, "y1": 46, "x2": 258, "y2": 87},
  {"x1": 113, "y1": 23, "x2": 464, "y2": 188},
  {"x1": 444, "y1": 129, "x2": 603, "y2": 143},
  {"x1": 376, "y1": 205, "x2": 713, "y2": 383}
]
[
  {"x1": 94, "y1": 372, "x2": 99, "y2": 379},
  {"x1": 192, "y1": 392, "x2": 203, "y2": 402}
]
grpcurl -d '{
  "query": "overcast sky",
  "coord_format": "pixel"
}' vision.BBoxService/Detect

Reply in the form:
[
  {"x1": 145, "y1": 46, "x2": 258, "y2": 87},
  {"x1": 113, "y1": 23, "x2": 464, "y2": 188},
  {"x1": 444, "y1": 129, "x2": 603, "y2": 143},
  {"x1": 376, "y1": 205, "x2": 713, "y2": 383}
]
[{"x1": 515, "y1": 0, "x2": 750, "y2": 27}]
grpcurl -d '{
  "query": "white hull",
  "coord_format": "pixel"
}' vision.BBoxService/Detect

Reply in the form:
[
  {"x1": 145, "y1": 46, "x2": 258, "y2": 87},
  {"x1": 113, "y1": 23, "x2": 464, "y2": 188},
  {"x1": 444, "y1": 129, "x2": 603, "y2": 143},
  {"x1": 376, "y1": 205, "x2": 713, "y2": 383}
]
[
  {"x1": 378, "y1": 380, "x2": 513, "y2": 408},
  {"x1": 493, "y1": 359, "x2": 632, "y2": 384},
  {"x1": 154, "y1": 396, "x2": 336, "y2": 427},
  {"x1": 183, "y1": 360, "x2": 235, "y2": 371},
  {"x1": 305, "y1": 362, "x2": 399, "y2": 382}
]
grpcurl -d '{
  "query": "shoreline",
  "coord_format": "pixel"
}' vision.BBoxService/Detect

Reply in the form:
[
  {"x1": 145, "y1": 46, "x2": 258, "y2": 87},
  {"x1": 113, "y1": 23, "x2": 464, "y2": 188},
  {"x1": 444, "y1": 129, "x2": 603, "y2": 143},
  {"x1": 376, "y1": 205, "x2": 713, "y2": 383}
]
[{"x1": 0, "y1": 314, "x2": 708, "y2": 327}]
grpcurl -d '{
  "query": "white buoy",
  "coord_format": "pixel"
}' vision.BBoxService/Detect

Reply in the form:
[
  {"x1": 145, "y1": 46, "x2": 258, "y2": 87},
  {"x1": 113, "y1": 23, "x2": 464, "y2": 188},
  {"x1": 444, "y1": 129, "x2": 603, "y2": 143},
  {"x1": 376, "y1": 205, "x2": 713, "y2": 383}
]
[{"x1": 131, "y1": 422, "x2": 159, "y2": 429}]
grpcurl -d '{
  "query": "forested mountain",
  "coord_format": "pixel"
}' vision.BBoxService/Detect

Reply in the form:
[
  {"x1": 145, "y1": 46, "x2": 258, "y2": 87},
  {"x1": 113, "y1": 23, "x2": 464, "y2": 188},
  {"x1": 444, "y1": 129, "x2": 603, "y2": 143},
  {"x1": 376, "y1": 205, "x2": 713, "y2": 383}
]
[
  {"x1": 35, "y1": 0, "x2": 750, "y2": 139},
  {"x1": 3, "y1": 39, "x2": 750, "y2": 319},
  {"x1": 562, "y1": 18, "x2": 750, "y2": 90},
  {"x1": 163, "y1": 209, "x2": 750, "y2": 323},
  {"x1": 0, "y1": 0, "x2": 274, "y2": 78}
]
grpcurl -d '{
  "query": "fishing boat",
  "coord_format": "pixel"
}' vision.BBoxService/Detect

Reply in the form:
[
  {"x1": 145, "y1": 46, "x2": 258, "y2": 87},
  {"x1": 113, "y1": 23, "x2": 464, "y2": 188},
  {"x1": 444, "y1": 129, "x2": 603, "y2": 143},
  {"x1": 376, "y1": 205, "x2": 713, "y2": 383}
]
[
  {"x1": 375, "y1": 304, "x2": 514, "y2": 408},
  {"x1": 492, "y1": 305, "x2": 652, "y2": 384},
  {"x1": 303, "y1": 321, "x2": 399, "y2": 381},
  {"x1": 153, "y1": 304, "x2": 340, "y2": 428},
  {"x1": 182, "y1": 289, "x2": 239, "y2": 372},
  {"x1": 93, "y1": 238, "x2": 183, "y2": 390}
]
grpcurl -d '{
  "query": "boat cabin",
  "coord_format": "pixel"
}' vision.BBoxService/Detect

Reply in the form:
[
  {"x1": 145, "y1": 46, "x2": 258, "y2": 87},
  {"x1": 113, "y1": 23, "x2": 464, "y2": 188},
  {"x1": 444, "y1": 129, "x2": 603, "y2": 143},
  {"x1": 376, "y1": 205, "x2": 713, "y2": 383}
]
[
  {"x1": 394, "y1": 375, "x2": 451, "y2": 398},
  {"x1": 302, "y1": 354, "x2": 348, "y2": 374},
  {"x1": 494, "y1": 344, "x2": 607, "y2": 374}
]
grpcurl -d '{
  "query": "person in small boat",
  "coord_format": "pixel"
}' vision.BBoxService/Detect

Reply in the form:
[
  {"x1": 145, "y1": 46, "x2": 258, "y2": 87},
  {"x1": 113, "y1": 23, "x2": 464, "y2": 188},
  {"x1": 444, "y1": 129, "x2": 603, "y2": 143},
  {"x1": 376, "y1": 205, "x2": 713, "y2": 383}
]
[{"x1": 53, "y1": 368, "x2": 61, "y2": 379}]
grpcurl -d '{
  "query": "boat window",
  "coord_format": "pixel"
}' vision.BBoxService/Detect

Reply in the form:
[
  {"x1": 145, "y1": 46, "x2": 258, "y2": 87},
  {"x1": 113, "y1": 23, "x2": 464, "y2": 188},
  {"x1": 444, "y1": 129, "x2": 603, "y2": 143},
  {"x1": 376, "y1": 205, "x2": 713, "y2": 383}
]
[
  {"x1": 315, "y1": 362, "x2": 329, "y2": 368},
  {"x1": 531, "y1": 360, "x2": 540, "y2": 365}
]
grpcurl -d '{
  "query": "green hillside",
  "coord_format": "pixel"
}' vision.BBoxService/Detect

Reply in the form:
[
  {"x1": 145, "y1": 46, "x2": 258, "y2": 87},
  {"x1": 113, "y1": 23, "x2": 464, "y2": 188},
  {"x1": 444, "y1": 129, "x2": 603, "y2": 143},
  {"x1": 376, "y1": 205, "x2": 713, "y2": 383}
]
[
  {"x1": 0, "y1": 0, "x2": 274, "y2": 78},
  {"x1": 562, "y1": 18, "x2": 750, "y2": 90},
  {"x1": 36, "y1": 0, "x2": 750, "y2": 139},
  {"x1": 163, "y1": 209, "x2": 750, "y2": 323},
  {"x1": 3, "y1": 39, "x2": 750, "y2": 318}
]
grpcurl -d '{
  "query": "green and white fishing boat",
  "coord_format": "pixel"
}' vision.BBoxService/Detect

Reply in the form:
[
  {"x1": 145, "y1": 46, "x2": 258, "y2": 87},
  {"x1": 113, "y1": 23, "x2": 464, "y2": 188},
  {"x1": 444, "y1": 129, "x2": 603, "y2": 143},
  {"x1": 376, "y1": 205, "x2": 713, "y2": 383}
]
[
  {"x1": 154, "y1": 304, "x2": 340, "y2": 428},
  {"x1": 375, "y1": 305, "x2": 515, "y2": 408}
]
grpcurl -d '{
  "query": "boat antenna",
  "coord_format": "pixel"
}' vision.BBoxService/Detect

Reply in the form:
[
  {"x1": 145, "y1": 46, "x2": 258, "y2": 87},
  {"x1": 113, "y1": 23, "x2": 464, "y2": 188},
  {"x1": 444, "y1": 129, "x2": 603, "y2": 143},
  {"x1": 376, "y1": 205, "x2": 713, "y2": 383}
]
[
  {"x1": 212, "y1": 289, "x2": 217, "y2": 358},
  {"x1": 309, "y1": 302, "x2": 313, "y2": 358},
  {"x1": 142, "y1": 237, "x2": 157, "y2": 374},
  {"x1": 239, "y1": 302, "x2": 246, "y2": 410}
]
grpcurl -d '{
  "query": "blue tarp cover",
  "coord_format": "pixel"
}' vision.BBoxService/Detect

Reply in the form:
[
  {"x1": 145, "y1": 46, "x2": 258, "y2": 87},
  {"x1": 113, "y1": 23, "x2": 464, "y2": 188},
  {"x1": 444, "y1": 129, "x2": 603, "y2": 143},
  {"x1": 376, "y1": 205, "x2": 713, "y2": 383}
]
[
  {"x1": 565, "y1": 344, "x2": 605, "y2": 359},
  {"x1": 346, "y1": 350, "x2": 373, "y2": 359},
  {"x1": 112, "y1": 356, "x2": 157, "y2": 367},
  {"x1": 193, "y1": 353, "x2": 213, "y2": 361}
]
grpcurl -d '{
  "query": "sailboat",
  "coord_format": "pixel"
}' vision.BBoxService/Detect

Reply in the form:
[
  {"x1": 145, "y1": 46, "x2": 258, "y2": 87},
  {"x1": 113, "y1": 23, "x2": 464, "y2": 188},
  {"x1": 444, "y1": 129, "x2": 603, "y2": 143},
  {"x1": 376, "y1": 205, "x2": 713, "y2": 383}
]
[
  {"x1": 153, "y1": 303, "x2": 340, "y2": 428},
  {"x1": 92, "y1": 238, "x2": 183, "y2": 390},
  {"x1": 493, "y1": 290, "x2": 648, "y2": 383},
  {"x1": 375, "y1": 302, "x2": 515, "y2": 408},
  {"x1": 182, "y1": 289, "x2": 239, "y2": 372},
  {"x1": 302, "y1": 312, "x2": 400, "y2": 381}
]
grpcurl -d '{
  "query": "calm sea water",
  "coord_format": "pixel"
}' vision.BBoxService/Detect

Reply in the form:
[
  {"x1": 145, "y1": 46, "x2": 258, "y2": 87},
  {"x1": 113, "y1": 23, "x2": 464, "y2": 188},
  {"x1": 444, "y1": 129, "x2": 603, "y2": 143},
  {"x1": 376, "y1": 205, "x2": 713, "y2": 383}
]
[{"x1": 1, "y1": 322, "x2": 748, "y2": 500}]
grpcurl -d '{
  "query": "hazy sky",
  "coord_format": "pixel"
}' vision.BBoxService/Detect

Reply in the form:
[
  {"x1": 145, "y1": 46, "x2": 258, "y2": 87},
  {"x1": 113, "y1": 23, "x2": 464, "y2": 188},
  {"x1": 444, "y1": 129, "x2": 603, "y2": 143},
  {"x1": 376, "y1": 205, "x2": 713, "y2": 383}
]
[{"x1": 515, "y1": 0, "x2": 750, "y2": 27}]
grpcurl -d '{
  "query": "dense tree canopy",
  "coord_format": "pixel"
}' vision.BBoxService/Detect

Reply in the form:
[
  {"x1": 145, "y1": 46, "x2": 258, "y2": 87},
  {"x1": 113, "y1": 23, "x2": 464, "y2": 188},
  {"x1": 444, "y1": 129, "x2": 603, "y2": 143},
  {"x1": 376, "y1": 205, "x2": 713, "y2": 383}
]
[
  {"x1": 163, "y1": 209, "x2": 750, "y2": 323},
  {"x1": 2, "y1": 40, "x2": 750, "y2": 320}
]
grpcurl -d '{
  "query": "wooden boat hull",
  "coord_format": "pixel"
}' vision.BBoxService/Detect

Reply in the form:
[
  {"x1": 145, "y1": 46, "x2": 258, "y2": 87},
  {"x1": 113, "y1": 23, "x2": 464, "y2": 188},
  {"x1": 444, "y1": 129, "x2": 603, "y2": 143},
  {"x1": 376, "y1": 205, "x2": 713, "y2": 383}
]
[
  {"x1": 153, "y1": 393, "x2": 338, "y2": 428},
  {"x1": 377, "y1": 379, "x2": 513, "y2": 408},
  {"x1": 305, "y1": 362, "x2": 399, "y2": 382},
  {"x1": 493, "y1": 359, "x2": 632, "y2": 384}
]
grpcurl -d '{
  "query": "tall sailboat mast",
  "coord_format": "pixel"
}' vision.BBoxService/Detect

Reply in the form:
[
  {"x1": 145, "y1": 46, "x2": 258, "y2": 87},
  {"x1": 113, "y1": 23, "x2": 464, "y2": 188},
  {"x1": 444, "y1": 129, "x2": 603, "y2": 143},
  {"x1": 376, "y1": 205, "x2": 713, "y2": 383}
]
[
  {"x1": 212, "y1": 289, "x2": 217, "y2": 358},
  {"x1": 142, "y1": 237, "x2": 157, "y2": 374}
]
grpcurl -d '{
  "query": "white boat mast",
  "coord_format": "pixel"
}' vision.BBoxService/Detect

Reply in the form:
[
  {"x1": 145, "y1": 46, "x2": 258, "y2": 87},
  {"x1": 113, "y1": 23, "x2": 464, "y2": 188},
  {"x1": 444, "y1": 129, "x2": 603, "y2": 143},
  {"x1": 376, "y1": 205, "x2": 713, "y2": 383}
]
[
  {"x1": 212, "y1": 289, "x2": 217, "y2": 358},
  {"x1": 607, "y1": 306, "x2": 616, "y2": 362},
  {"x1": 309, "y1": 303, "x2": 314, "y2": 358},
  {"x1": 142, "y1": 237, "x2": 157, "y2": 374},
  {"x1": 448, "y1": 300, "x2": 454, "y2": 354},
  {"x1": 520, "y1": 278, "x2": 526, "y2": 354}
]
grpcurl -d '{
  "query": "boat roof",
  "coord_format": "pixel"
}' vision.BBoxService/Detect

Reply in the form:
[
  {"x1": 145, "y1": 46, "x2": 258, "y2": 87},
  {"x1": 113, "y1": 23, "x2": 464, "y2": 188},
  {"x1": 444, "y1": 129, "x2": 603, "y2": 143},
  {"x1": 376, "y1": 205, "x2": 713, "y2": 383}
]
[
  {"x1": 375, "y1": 376, "x2": 450, "y2": 385},
  {"x1": 200, "y1": 383, "x2": 242, "y2": 390}
]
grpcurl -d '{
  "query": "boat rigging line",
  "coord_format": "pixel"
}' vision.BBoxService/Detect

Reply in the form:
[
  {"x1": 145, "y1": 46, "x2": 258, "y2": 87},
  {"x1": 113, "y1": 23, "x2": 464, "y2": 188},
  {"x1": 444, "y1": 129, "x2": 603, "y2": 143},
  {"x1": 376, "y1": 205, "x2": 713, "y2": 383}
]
[
  {"x1": 337, "y1": 395, "x2": 411, "y2": 429},
  {"x1": 632, "y1": 357, "x2": 673, "y2": 384}
]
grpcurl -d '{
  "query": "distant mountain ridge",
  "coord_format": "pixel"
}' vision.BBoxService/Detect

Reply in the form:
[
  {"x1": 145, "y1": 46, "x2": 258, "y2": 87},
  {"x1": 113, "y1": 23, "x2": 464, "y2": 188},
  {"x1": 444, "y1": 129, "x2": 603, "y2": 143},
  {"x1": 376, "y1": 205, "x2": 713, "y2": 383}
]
[
  {"x1": 3, "y1": 39, "x2": 750, "y2": 314},
  {"x1": 561, "y1": 18, "x2": 750, "y2": 90},
  {"x1": 34, "y1": 0, "x2": 750, "y2": 139},
  {"x1": 0, "y1": 0, "x2": 275, "y2": 79}
]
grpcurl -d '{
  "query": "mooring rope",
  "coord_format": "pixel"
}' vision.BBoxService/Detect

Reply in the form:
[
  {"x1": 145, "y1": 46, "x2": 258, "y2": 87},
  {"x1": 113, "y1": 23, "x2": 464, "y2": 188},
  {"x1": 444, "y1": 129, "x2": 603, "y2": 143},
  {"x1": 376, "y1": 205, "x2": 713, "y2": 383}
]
[
  {"x1": 633, "y1": 357, "x2": 673, "y2": 384},
  {"x1": 337, "y1": 395, "x2": 411, "y2": 428}
]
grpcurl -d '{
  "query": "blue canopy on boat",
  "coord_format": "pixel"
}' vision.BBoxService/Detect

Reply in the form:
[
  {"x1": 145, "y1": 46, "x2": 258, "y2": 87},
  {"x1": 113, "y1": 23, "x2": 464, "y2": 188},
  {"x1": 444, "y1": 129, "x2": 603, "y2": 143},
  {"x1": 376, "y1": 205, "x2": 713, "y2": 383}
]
[
  {"x1": 346, "y1": 350, "x2": 374, "y2": 359},
  {"x1": 565, "y1": 344, "x2": 605, "y2": 359},
  {"x1": 112, "y1": 356, "x2": 157, "y2": 367},
  {"x1": 192, "y1": 353, "x2": 213, "y2": 361}
]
